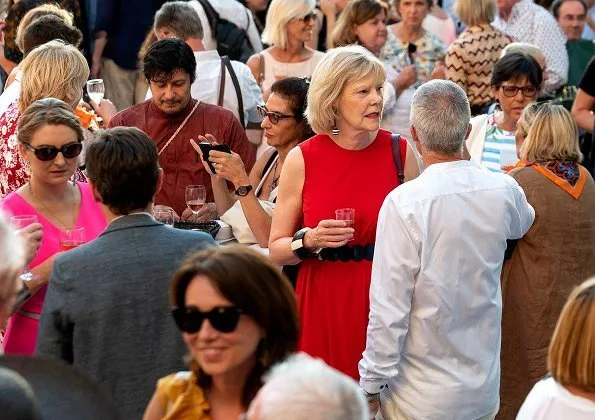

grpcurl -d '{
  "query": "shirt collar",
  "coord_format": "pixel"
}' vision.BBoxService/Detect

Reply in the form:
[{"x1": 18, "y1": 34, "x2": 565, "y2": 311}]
[
  {"x1": 110, "y1": 212, "x2": 154, "y2": 225},
  {"x1": 422, "y1": 159, "x2": 480, "y2": 174},
  {"x1": 194, "y1": 50, "x2": 221, "y2": 62}
]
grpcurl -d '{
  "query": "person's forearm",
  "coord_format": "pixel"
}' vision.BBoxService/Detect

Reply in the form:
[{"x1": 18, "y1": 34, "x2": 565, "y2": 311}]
[
  {"x1": 573, "y1": 109, "x2": 594, "y2": 132},
  {"x1": 211, "y1": 177, "x2": 236, "y2": 216},
  {"x1": 25, "y1": 256, "x2": 56, "y2": 295},
  {"x1": 269, "y1": 237, "x2": 301, "y2": 266},
  {"x1": 92, "y1": 31, "x2": 107, "y2": 75},
  {"x1": 325, "y1": 14, "x2": 336, "y2": 50},
  {"x1": 238, "y1": 192, "x2": 273, "y2": 248}
]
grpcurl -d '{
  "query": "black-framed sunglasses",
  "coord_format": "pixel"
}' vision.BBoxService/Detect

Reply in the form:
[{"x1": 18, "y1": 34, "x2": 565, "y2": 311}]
[
  {"x1": 299, "y1": 12, "x2": 317, "y2": 23},
  {"x1": 172, "y1": 306, "x2": 243, "y2": 334},
  {"x1": 257, "y1": 105, "x2": 295, "y2": 125},
  {"x1": 24, "y1": 142, "x2": 83, "y2": 162},
  {"x1": 499, "y1": 85, "x2": 539, "y2": 98}
]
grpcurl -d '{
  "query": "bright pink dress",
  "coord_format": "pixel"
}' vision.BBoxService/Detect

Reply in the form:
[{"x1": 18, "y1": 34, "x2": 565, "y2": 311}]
[
  {"x1": 0, "y1": 182, "x2": 106, "y2": 354},
  {"x1": 297, "y1": 129, "x2": 402, "y2": 379}
]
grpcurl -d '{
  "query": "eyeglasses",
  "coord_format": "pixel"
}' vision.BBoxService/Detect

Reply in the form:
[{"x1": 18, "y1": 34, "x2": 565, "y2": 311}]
[
  {"x1": 257, "y1": 105, "x2": 295, "y2": 124},
  {"x1": 172, "y1": 306, "x2": 243, "y2": 333},
  {"x1": 499, "y1": 85, "x2": 539, "y2": 98},
  {"x1": 24, "y1": 142, "x2": 83, "y2": 161},
  {"x1": 298, "y1": 12, "x2": 317, "y2": 23}
]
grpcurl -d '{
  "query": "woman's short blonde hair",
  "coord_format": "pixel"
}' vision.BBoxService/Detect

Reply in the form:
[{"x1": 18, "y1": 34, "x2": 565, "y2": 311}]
[
  {"x1": 19, "y1": 40, "x2": 89, "y2": 113},
  {"x1": 262, "y1": 0, "x2": 315, "y2": 49},
  {"x1": 520, "y1": 103, "x2": 583, "y2": 163},
  {"x1": 16, "y1": 4, "x2": 74, "y2": 54},
  {"x1": 332, "y1": 0, "x2": 388, "y2": 47},
  {"x1": 515, "y1": 102, "x2": 541, "y2": 141},
  {"x1": 454, "y1": 0, "x2": 497, "y2": 26},
  {"x1": 0, "y1": 209, "x2": 24, "y2": 314},
  {"x1": 306, "y1": 45, "x2": 386, "y2": 134},
  {"x1": 548, "y1": 277, "x2": 595, "y2": 392}
]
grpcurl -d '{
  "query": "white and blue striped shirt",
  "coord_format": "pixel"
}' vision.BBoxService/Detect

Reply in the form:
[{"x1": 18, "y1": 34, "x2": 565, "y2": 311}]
[{"x1": 480, "y1": 114, "x2": 516, "y2": 173}]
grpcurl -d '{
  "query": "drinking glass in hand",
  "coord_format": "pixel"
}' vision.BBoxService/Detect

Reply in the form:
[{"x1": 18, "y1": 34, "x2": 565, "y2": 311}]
[
  {"x1": 86, "y1": 79, "x2": 105, "y2": 104},
  {"x1": 10, "y1": 215, "x2": 39, "y2": 281},
  {"x1": 336, "y1": 208, "x2": 355, "y2": 242},
  {"x1": 59, "y1": 227, "x2": 86, "y2": 251},
  {"x1": 185, "y1": 185, "x2": 207, "y2": 216},
  {"x1": 154, "y1": 208, "x2": 175, "y2": 226}
]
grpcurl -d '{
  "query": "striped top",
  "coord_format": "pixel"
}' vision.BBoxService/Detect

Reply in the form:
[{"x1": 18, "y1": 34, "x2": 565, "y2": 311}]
[
  {"x1": 445, "y1": 24, "x2": 512, "y2": 106},
  {"x1": 481, "y1": 114, "x2": 516, "y2": 173}
]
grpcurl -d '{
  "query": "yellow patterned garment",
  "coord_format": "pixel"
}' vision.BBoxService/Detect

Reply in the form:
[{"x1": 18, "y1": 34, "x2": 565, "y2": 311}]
[{"x1": 157, "y1": 371, "x2": 211, "y2": 420}]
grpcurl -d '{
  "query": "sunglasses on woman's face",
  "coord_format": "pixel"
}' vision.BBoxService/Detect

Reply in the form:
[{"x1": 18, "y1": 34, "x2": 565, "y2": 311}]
[
  {"x1": 24, "y1": 142, "x2": 83, "y2": 162},
  {"x1": 299, "y1": 12, "x2": 317, "y2": 23},
  {"x1": 172, "y1": 306, "x2": 243, "y2": 334},
  {"x1": 257, "y1": 105, "x2": 295, "y2": 125}
]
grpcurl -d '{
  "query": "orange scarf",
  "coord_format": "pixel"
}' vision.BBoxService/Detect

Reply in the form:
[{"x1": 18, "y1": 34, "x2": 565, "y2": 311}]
[
  {"x1": 532, "y1": 160, "x2": 587, "y2": 199},
  {"x1": 74, "y1": 106, "x2": 98, "y2": 129}
]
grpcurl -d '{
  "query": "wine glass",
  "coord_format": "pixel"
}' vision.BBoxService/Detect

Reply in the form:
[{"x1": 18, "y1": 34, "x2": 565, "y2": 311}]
[
  {"x1": 335, "y1": 208, "x2": 355, "y2": 242},
  {"x1": 59, "y1": 227, "x2": 86, "y2": 251},
  {"x1": 10, "y1": 215, "x2": 39, "y2": 281},
  {"x1": 86, "y1": 79, "x2": 105, "y2": 104},
  {"x1": 154, "y1": 208, "x2": 175, "y2": 227},
  {"x1": 185, "y1": 185, "x2": 207, "y2": 217}
]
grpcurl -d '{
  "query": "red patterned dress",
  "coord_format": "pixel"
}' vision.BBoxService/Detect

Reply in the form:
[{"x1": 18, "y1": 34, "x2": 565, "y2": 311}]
[{"x1": 297, "y1": 129, "x2": 404, "y2": 379}]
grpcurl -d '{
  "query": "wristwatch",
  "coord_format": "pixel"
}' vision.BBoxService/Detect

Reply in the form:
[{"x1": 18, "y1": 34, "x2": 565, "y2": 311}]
[
  {"x1": 291, "y1": 228, "x2": 313, "y2": 260},
  {"x1": 234, "y1": 185, "x2": 253, "y2": 196}
]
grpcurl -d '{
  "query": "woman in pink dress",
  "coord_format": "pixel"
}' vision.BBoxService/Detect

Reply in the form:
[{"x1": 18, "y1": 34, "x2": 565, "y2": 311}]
[{"x1": 1, "y1": 98, "x2": 106, "y2": 355}]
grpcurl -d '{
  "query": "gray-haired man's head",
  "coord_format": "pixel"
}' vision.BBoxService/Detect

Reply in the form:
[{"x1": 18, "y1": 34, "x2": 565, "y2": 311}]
[{"x1": 410, "y1": 79, "x2": 471, "y2": 157}]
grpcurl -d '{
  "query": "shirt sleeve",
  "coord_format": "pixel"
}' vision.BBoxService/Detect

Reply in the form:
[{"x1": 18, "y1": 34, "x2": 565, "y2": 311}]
[
  {"x1": 505, "y1": 176, "x2": 535, "y2": 239},
  {"x1": 94, "y1": 0, "x2": 116, "y2": 34},
  {"x1": 579, "y1": 57, "x2": 595, "y2": 96},
  {"x1": 36, "y1": 256, "x2": 74, "y2": 363},
  {"x1": 533, "y1": 13, "x2": 568, "y2": 92},
  {"x1": 235, "y1": 62, "x2": 263, "y2": 125},
  {"x1": 359, "y1": 195, "x2": 420, "y2": 394}
]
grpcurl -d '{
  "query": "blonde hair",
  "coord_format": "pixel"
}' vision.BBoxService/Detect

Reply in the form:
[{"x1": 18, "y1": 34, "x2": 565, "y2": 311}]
[
  {"x1": 332, "y1": 0, "x2": 388, "y2": 48},
  {"x1": 16, "y1": 4, "x2": 74, "y2": 54},
  {"x1": 454, "y1": 0, "x2": 497, "y2": 26},
  {"x1": 306, "y1": 45, "x2": 386, "y2": 134},
  {"x1": 548, "y1": 277, "x2": 595, "y2": 392},
  {"x1": 18, "y1": 98, "x2": 84, "y2": 146},
  {"x1": 520, "y1": 104, "x2": 583, "y2": 163},
  {"x1": 515, "y1": 102, "x2": 542, "y2": 141},
  {"x1": 0, "y1": 209, "x2": 24, "y2": 312},
  {"x1": 19, "y1": 40, "x2": 89, "y2": 113},
  {"x1": 262, "y1": 0, "x2": 315, "y2": 49}
]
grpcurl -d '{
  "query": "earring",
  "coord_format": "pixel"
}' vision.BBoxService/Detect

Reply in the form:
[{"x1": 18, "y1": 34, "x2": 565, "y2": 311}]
[{"x1": 332, "y1": 119, "x2": 339, "y2": 136}]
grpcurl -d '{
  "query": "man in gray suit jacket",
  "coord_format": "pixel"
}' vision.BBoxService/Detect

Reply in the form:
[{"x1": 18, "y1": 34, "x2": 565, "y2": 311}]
[{"x1": 36, "y1": 127, "x2": 216, "y2": 419}]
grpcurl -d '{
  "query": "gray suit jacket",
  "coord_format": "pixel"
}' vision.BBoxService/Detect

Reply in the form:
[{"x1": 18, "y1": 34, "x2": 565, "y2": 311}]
[{"x1": 36, "y1": 214, "x2": 216, "y2": 419}]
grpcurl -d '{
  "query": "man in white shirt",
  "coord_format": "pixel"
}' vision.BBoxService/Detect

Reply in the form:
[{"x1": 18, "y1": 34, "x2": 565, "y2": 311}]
[
  {"x1": 188, "y1": 0, "x2": 263, "y2": 54},
  {"x1": 493, "y1": 0, "x2": 569, "y2": 94},
  {"x1": 359, "y1": 80, "x2": 535, "y2": 420},
  {"x1": 149, "y1": 1, "x2": 263, "y2": 127}
]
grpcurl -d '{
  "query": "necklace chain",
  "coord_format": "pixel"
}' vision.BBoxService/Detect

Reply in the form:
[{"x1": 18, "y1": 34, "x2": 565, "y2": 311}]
[
  {"x1": 270, "y1": 159, "x2": 280, "y2": 191},
  {"x1": 28, "y1": 182, "x2": 76, "y2": 229}
]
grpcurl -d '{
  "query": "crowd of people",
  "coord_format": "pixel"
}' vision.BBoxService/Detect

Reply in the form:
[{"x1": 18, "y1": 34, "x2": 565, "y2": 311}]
[{"x1": 0, "y1": 0, "x2": 593, "y2": 419}]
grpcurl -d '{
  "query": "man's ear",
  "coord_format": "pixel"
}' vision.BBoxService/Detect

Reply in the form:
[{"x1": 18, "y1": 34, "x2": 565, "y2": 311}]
[
  {"x1": 155, "y1": 168, "x2": 164, "y2": 196},
  {"x1": 88, "y1": 179, "x2": 103, "y2": 204},
  {"x1": 410, "y1": 125, "x2": 423, "y2": 155}
]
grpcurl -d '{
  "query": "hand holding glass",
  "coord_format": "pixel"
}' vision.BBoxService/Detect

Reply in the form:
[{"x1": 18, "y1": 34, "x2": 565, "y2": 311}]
[
  {"x1": 335, "y1": 208, "x2": 355, "y2": 242},
  {"x1": 11, "y1": 215, "x2": 39, "y2": 281},
  {"x1": 87, "y1": 79, "x2": 105, "y2": 104},
  {"x1": 59, "y1": 227, "x2": 86, "y2": 251},
  {"x1": 185, "y1": 185, "x2": 207, "y2": 216}
]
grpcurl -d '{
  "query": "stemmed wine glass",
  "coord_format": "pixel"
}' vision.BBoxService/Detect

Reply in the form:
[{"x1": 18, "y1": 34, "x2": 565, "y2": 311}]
[
  {"x1": 86, "y1": 79, "x2": 105, "y2": 104},
  {"x1": 185, "y1": 185, "x2": 207, "y2": 218},
  {"x1": 10, "y1": 215, "x2": 39, "y2": 281}
]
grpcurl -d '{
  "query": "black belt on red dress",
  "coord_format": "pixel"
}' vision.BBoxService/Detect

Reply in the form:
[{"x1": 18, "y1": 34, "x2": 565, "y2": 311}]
[{"x1": 317, "y1": 244, "x2": 374, "y2": 262}]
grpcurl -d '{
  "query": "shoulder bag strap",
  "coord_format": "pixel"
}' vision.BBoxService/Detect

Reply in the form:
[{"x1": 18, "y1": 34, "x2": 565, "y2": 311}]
[
  {"x1": 218, "y1": 58, "x2": 226, "y2": 107},
  {"x1": 391, "y1": 134, "x2": 405, "y2": 185},
  {"x1": 158, "y1": 100, "x2": 201, "y2": 156},
  {"x1": 222, "y1": 55, "x2": 245, "y2": 127}
]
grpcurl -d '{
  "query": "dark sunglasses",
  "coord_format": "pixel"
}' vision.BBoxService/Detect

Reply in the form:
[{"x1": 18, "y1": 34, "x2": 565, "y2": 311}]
[
  {"x1": 24, "y1": 142, "x2": 83, "y2": 161},
  {"x1": 499, "y1": 85, "x2": 539, "y2": 98},
  {"x1": 172, "y1": 306, "x2": 243, "y2": 334},
  {"x1": 257, "y1": 105, "x2": 295, "y2": 124},
  {"x1": 299, "y1": 12, "x2": 317, "y2": 23}
]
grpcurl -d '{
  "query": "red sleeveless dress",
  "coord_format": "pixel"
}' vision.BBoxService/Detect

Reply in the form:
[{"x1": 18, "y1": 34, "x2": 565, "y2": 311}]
[{"x1": 297, "y1": 129, "x2": 403, "y2": 379}]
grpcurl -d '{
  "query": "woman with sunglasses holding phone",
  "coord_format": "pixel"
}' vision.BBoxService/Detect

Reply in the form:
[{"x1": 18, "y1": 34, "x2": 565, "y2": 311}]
[
  {"x1": 246, "y1": 0, "x2": 324, "y2": 102},
  {"x1": 192, "y1": 77, "x2": 313, "y2": 248},
  {"x1": 143, "y1": 246, "x2": 299, "y2": 420},
  {"x1": 466, "y1": 53, "x2": 543, "y2": 173},
  {"x1": 0, "y1": 98, "x2": 106, "y2": 355}
]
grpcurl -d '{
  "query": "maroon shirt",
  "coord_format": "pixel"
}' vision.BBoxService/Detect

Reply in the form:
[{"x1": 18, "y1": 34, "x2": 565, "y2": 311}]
[{"x1": 109, "y1": 99, "x2": 255, "y2": 215}]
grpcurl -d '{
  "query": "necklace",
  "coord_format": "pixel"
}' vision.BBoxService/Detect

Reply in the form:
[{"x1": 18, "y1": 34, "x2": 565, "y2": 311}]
[
  {"x1": 28, "y1": 181, "x2": 76, "y2": 229},
  {"x1": 270, "y1": 159, "x2": 280, "y2": 191}
]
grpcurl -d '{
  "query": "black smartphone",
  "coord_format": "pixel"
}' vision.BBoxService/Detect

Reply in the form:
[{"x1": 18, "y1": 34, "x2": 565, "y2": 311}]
[{"x1": 198, "y1": 142, "x2": 232, "y2": 173}]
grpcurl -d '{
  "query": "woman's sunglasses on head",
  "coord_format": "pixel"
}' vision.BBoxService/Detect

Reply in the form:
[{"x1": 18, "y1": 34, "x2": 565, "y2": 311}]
[
  {"x1": 24, "y1": 141, "x2": 83, "y2": 161},
  {"x1": 172, "y1": 306, "x2": 243, "y2": 334}
]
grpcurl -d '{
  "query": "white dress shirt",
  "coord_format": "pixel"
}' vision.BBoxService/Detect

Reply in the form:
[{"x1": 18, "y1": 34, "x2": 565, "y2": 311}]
[
  {"x1": 147, "y1": 50, "x2": 263, "y2": 126},
  {"x1": 188, "y1": 0, "x2": 263, "y2": 53},
  {"x1": 492, "y1": 0, "x2": 568, "y2": 93},
  {"x1": 517, "y1": 377, "x2": 595, "y2": 420},
  {"x1": 359, "y1": 160, "x2": 535, "y2": 420}
]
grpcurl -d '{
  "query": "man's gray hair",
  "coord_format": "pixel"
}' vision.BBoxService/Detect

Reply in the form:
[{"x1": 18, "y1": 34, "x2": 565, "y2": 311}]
[
  {"x1": 410, "y1": 80, "x2": 471, "y2": 156},
  {"x1": 154, "y1": 1, "x2": 204, "y2": 41},
  {"x1": 249, "y1": 354, "x2": 368, "y2": 420}
]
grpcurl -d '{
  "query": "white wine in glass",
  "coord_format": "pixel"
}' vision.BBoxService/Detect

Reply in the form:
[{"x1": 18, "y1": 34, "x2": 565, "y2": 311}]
[
  {"x1": 185, "y1": 185, "x2": 207, "y2": 216},
  {"x1": 87, "y1": 79, "x2": 105, "y2": 104}
]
